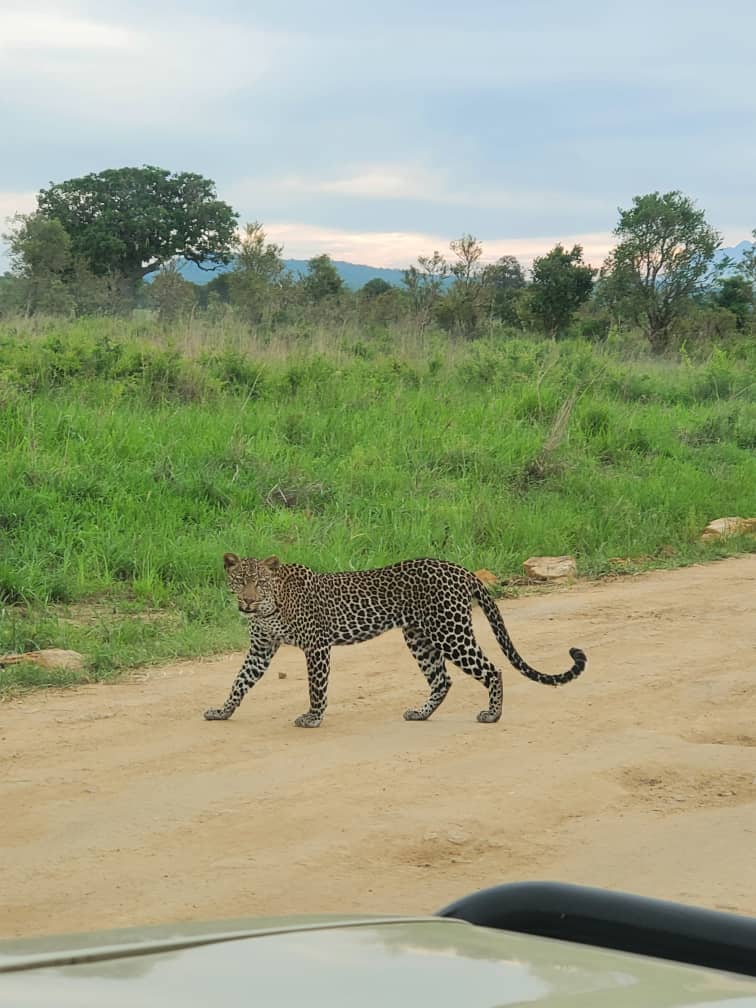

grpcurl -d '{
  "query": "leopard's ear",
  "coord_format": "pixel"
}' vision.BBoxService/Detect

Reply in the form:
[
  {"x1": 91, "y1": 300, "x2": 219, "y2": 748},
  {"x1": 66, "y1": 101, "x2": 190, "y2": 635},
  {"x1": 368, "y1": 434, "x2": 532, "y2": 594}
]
[
  {"x1": 262, "y1": 555, "x2": 281, "y2": 570},
  {"x1": 223, "y1": 553, "x2": 241, "y2": 570}
]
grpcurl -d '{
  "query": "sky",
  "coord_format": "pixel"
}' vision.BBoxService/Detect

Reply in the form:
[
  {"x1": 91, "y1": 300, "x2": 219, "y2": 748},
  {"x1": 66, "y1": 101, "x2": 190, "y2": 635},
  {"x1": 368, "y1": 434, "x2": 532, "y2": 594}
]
[{"x1": 1, "y1": 0, "x2": 755, "y2": 273}]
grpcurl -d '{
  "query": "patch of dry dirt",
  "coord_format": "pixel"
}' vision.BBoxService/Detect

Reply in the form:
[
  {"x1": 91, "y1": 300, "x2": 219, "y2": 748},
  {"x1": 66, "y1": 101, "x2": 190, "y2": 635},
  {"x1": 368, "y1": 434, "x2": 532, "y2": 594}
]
[{"x1": 1, "y1": 555, "x2": 755, "y2": 937}]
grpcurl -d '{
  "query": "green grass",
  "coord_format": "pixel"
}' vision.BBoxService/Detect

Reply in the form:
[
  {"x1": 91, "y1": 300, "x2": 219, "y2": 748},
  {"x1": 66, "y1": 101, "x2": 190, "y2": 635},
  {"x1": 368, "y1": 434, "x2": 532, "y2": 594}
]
[{"x1": 1, "y1": 319, "x2": 755, "y2": 693}]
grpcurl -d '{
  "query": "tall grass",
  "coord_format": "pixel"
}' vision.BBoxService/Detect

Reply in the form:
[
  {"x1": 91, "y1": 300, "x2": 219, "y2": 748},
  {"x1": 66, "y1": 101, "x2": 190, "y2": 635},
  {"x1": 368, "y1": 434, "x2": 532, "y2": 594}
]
[{"x1": 1, "y1": 319, "x2": 755, "y2": 691}]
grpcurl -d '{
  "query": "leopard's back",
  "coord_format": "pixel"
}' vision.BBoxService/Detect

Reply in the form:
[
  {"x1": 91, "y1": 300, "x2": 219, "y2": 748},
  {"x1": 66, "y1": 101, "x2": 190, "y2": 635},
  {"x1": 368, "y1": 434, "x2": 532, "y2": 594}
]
[{"x1": 276, "y1": 557, "x2": 477, "y2": 646}]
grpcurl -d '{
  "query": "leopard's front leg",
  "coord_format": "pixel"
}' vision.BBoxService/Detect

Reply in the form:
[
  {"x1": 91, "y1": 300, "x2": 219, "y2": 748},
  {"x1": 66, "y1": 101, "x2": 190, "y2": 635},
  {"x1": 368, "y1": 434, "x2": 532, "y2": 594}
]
[
  {"x1": 204, "y1": 627, "x2": 279, "y2": 721},
  {"x1": 294, "y1": 645, "x2": 331, "y2": 727}
]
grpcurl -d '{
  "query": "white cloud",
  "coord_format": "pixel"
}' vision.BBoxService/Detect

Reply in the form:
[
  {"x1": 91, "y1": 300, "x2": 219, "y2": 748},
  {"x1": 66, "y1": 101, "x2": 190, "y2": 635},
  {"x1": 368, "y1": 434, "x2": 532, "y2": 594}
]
[
  {"x1": 0, "y1": 192, "x2": 36, "y2": 270},
  {"x1": 228, "y1": 165, "x2": 606, "y2": 216},
  {"x1": 1, "y1": 2, "x2": 753, "y2": 265},
  {"x1": 0, "y1": 10, "x2": 134, "y2": 50},
  {"x1": 253, "y1": 5, "x2": 756, "y2": 102},
  {"x1": 229, "y1": 166, "x2": 444, "y2": 206},
  {"x1": 289, "y1": 166, "x2": 443, "y2": 202},
  {"x1": 720, "y1": 228, "x2": 753, "y2": 248},
  {"x1": 0, "y1": 7, "x2": 297, "y2": 128},
  {"x1": 0, "y1": 191, "x2": 37, "y2": 221},
  {"x1": 263, "y1": 222, "x2": 616, "y2": 270}
]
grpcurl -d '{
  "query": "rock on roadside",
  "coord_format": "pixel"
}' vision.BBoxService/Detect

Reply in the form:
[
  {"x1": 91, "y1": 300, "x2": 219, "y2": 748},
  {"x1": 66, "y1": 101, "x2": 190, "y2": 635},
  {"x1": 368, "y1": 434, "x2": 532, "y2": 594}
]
[
  {"x1": 0, "y1": 648, "x2": 85, "y2": 671},
  {"x1": 523, "y1": 556, "x2": 577, "y2": 582},
  {"x1": 700, "y1": 517, "x2": 756, "y2": 541}
]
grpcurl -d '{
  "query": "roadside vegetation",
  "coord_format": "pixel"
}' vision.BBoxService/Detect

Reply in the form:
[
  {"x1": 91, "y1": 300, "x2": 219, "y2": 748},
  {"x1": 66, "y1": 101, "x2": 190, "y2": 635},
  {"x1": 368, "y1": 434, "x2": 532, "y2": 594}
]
[
  {"x1": 1, "y1": 320, "x2": 754, "y2": 692},
  {"x1": 1, "y1": 167, "x2": 755, "y2": 692}
]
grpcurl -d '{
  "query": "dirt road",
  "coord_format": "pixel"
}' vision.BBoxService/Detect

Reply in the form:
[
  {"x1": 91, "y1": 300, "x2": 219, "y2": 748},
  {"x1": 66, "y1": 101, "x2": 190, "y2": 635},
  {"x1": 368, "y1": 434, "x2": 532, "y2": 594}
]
[{"x1": 2, "y1": 556, "x2": 755, "y2": 938}]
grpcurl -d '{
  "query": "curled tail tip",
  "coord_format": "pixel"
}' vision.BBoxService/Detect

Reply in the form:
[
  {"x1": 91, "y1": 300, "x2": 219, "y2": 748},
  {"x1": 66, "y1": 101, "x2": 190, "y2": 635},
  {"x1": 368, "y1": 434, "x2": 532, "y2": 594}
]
[{"x1": 569, "y1": 646, "x2": 587, "y2": 669}]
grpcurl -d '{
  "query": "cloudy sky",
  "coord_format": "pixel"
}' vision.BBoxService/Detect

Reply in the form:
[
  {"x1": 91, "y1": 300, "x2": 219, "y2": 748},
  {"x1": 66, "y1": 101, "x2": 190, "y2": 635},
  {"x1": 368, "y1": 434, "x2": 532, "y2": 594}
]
[{"x1": 2, "y1": 0, "x2": 754, "y2": 272}]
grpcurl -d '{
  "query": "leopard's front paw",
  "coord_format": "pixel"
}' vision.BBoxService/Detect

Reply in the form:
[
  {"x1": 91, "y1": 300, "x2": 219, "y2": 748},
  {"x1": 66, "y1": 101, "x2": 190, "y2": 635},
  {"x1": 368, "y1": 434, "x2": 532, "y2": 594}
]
[
  {"x1": 204, "y1": 707, "x2": 232, "y2": 721},
  {"x1": 294, "y1": 712, "x2": 322, "y2": 728}
]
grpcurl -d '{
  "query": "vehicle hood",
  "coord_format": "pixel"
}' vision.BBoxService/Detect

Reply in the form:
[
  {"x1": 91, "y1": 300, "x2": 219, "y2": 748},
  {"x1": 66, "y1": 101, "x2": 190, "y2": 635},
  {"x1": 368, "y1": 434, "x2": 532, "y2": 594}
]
[{"x1": 2, "y1": 913, "x2": 755, "y2": 1007}]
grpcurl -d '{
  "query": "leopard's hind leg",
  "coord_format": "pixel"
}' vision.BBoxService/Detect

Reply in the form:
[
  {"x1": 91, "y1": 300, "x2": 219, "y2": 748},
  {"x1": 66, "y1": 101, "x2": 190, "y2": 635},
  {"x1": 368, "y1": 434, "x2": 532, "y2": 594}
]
[{"x1": 439, "y1": 627, "x2": 503, "y2": 723}]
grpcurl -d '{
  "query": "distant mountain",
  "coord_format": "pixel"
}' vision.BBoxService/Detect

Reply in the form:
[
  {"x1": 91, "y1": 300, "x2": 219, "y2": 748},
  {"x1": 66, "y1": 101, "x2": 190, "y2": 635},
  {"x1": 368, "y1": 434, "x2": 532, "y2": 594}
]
[
  {"x1": 285, "y1": 259, "x2": 408, "y2": 288},
  {"x1": 169, "y1": 257, "x2": 408, "y2": 290},
  {"x1": 714, "y1": 240, "x2": 753, "y2": 270}
]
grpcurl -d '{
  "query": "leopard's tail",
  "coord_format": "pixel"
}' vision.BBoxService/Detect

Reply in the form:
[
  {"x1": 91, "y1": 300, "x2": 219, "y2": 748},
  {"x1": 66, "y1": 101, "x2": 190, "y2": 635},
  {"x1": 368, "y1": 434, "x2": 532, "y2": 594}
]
[{"x1": 473, "y1": 579, "x2": 586, "y2": 685}]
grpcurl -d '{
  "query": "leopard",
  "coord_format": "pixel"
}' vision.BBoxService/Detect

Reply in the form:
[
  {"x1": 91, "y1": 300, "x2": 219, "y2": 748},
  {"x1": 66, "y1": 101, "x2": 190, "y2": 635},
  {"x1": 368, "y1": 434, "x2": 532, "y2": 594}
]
[{"x1": 204, "y1": 554, "x2": 587, "y2": 728}]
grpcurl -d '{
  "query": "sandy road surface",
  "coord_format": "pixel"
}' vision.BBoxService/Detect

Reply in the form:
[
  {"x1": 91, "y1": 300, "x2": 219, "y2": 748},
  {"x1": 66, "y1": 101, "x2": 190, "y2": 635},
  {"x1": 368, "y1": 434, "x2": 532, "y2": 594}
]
[{"x1": 2, "y1": 556, "x2": 755, "y2": 938}]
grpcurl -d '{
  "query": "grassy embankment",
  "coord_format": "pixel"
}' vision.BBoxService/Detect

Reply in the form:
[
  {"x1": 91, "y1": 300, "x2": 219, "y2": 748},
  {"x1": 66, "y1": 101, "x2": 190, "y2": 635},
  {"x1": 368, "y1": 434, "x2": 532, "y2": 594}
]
[{"x1": 1, "y1": 316, "x2": 755, "y2": 692}]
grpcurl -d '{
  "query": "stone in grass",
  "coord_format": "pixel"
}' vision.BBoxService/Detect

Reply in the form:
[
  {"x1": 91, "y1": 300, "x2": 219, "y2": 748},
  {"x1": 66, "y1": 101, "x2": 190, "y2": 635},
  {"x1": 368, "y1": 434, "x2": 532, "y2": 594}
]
[
  {"x1": 700, "y1": 517, "x2": 756, "y2": 541},
  {"x1": 523, "y1": 556, "x2": 577, "y2": 583},
  {"x1": 474, "y1": 569, "x2": 499, "y2": 588},
  {"x1": 0, "y1": 648, "x2": 85, "y2": 670}
]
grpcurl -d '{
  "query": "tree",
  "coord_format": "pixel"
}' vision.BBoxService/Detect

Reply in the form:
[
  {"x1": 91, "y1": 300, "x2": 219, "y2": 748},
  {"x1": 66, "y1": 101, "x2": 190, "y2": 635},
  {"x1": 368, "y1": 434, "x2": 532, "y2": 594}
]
[
  {"x1": 6, "y1": 212, "x2": 71, "y2": 276},
  {"x1": 357, "y1": 278, "x2": 403, "y2": 325},
  {"x1": 227, "y1": 222, "x2": 288, "y2": 324},
  {"x1": 403, "y1": 250, "x2": 449, "y2": 334},
  {"x1": 201, "y1": 272, "x2": 232, "y2": 306},
  {"x1": 528, "y1": 244, "x2": 595, "y2": 337},
  {"x1": 4, "y1": 211, "x2": 150, "y2": 315},
  {"x1": 148, "y1": 263, "x2": 198, "y2": 323},
  {"x1": 449, "y1": 234, "x2": 483, "y2": 286},
  {"x1": 481, "y1": 255, "x2": 526, "y2": 324},
  {"x1": 715, "y1": 275, "x2": 753, "y2": 331},
  {"x1": 737, "y1": 229, "x2": 756, "y2": 287},
  {"x1": 35, "y1": 166, "x2": 238, "y2": 291},
  {"x1": 0, "y1": 272, "x2": 22, "y2": 317},
  {"x1": 359, "y1": 277, "x2": 393, "y2": 299},
  {"x1": 233, "y1": 221, "x2": 286, "y2": 283},
  {"x1": 436, "y1": 234, "x2": 491, "y2": 338},
  {"x1": 601, "y1": 191, "x2": 721, "y2": 352},
  {"x1": 3, "y1": 213, "x2": 74, "y2": 315},
  {"x1": 301, "y1": 254, "x2": 343, "y2": 302},
  {"x1": 67, "y1": 257, "x2": 131, "y2": 315}
]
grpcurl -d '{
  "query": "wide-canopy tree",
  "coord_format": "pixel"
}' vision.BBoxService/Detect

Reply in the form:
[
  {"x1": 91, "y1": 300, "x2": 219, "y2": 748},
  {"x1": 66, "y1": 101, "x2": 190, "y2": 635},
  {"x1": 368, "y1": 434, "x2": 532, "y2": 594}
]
[{"x1": 36, "y1": 165, "x2": 238, "y2": 286}]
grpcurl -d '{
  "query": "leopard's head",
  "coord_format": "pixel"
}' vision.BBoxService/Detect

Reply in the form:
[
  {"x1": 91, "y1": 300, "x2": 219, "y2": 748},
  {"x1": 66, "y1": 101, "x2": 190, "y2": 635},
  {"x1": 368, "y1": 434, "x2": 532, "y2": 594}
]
[{"x1": 223, "y1": 553, "x2": 281, "y2": 616}]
